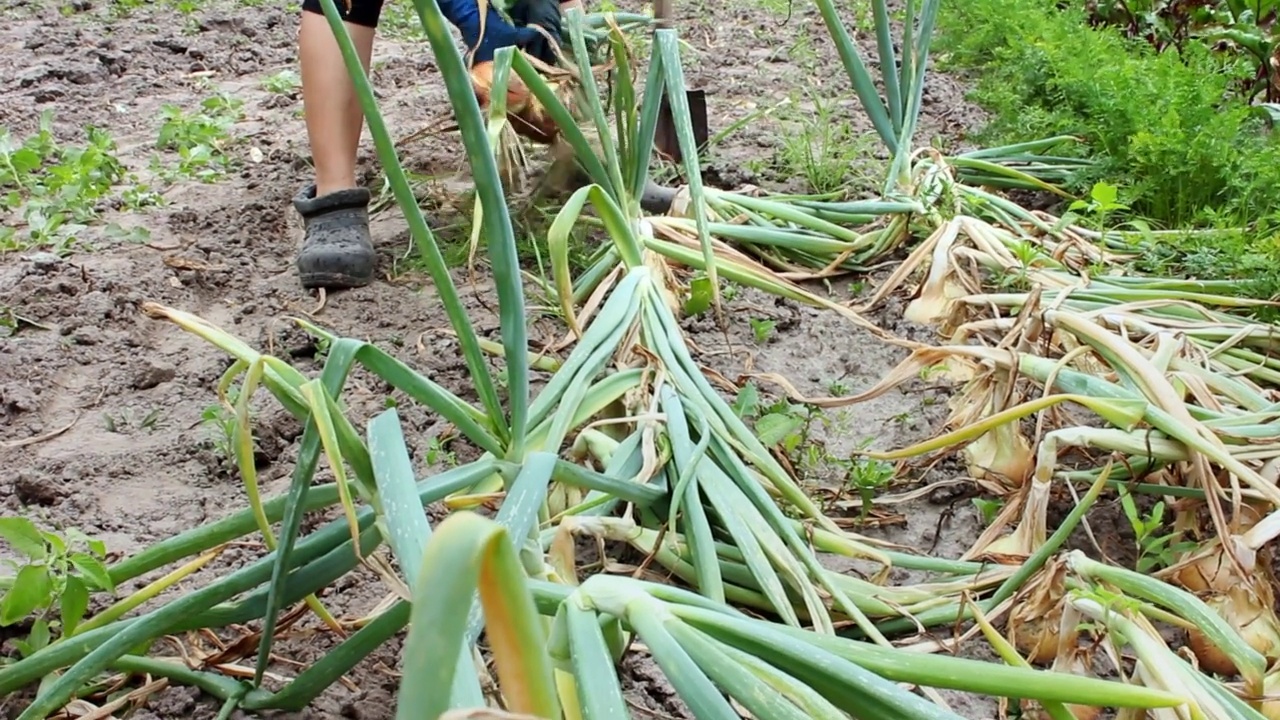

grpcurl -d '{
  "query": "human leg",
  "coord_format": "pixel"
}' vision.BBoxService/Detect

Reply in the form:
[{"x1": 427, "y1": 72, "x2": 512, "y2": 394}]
[{"x1": 292, "y1": 0, "x2": 384, "y2": 289}]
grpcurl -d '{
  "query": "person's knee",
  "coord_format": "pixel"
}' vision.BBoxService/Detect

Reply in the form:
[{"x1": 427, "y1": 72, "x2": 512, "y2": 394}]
[{"x1": 300, "y1": 0, "x2": 385, "y2": 29}]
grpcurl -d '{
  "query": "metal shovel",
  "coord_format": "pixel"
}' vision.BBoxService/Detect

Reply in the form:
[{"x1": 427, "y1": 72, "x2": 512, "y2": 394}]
[{"x1": 651, "y1": 0, "x2": 709, "y2": 165}]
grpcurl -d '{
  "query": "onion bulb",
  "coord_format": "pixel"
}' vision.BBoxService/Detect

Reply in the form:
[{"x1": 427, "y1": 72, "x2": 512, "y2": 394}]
[
  {"x1": 950, "y1": 371, "x2": 1033, "y2": 492},
  {"x1": 1008, "y1": 562, "x2": 1067, "y2": 665},
  {"x1": 1186, "y1": 583, "x2": 1280, "y2": 675},
  {"x1": 1172, "y1": 527, "x2": 1280, "y2": 676},
  {"x1": 963, "y1": 420, "x2": 1034, "y2": 490},
  {"x1": 1017, "y1": 597, "x2": 1101, "y2": 720},
  {"x1": 469, "y1": 60, "x2": 559, "y2": 144}
]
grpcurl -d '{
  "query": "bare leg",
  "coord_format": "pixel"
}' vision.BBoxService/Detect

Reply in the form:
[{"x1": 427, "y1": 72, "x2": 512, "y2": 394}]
[
  {"x1": 299, "y1": 11, "x2": 376, "y2": 195},
  {"x1": 291, "y1": 8, "x2": 381, "y2": 290}
]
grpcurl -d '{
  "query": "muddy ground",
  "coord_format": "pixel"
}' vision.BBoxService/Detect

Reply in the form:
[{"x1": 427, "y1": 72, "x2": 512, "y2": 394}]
[{"x1": 0, "y1": 0, "x2": 1102, "y2": 717}]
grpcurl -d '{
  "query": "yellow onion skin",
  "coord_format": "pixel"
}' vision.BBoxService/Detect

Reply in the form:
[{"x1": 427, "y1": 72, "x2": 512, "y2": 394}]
[
  {"x1": 1008, "y1": 564, "x2": 1068, "y2": 666},
  {"x1": 469, "y1": 61, "x2": 560, "y2": 145},
  {"x1": 1009, "y1": 614, "x2": 1060, "y2": 666},
  {"x1": 1186, "y1": 585, "x2": 1280, "y2": 675},
  {"x1": 1173, "y1": 524, "x2": 1280, "y2": 676}
]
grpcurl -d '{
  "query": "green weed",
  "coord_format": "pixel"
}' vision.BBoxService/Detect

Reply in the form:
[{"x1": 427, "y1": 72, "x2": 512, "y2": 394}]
[
  {"x1": 748, "y1": 317, "x2": 777, "y2": 344},
  {"x1": 1118, "y1": 487, "x2": 1197, "y2": 574},
  {"x1": 937, "y1": 0, "x2": 1280, "y2": 227},
  {"x1": 774, "y1": 93, "x2": 881, "y2": 195},
  {"x1": 0, "y1": 518, "x2": 114, "y2": 658},
  {"x1": 152, "y1": 92, "x2": 246, "y2": 184},
  {"x1": 0, "y1": 112, "x2": 157, "y2": 254},
  {"x1": 261, "y1": 69, "x2": 301, "y2": 95},
  {"x1": 102, "y1": 407, "x2": 165, "y2": 434}
]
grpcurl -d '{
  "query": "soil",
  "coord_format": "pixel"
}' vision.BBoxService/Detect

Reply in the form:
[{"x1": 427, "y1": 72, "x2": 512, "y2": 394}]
[{"x1": 0, "y1": 0, "x2": 1038, "y2": 718}]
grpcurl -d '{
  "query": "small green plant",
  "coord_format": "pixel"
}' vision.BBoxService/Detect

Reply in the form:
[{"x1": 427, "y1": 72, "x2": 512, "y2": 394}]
[
  {"x1": 972, "y1": 497, "x2": 1004, "y2": 525},
  {"x1": 102, "y1": 407, "x2": 164, "y2": 434},
  {"x1": 261, "y1": 69, "x2": 301, "y2": 95},
  {"x1": 424, "y1": 435, "x2": 458, "y2": 467},
  {"x1": 847, "y1": 455, "x2": 895, "y2": 522},
  {"x1": 732, "y1": 383, "x2": 818, "y2": 459},
  {"x1": 748, "y1": 317, "x2": 777, "y2": 344},
  {"x1": 1067, "y1": 181, "x2": 1130, "y2": 233},
  {"x1": 731, "y1": 381, "x2": 762, "y2": 419},
  {"x1": 682, "y1": 274, "x2": 716, "y2": 316},
  {"x1": 0, "y1": 518, "x2": 114, "y2": 657},
  {"x1": 200, "y1": 402, "x2": 237, "y2": 461},
  {"x1": 773, "y1": 92, "x2": 881, "y2": 196},
  {"x1": 1118, "y1": 488, "x2": 1196, "y2": 573},
  {"x1": 918, "y1": 362, "x2": 951, "y2": 382},
  {"x1": 0, "y1": 112, "x2": 138, "y2": 253}
]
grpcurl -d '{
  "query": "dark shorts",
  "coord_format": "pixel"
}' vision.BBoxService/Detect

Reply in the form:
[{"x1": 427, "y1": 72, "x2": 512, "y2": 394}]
[{"x1": 300, "y1": 0, "x2": 385, "y2": 29}]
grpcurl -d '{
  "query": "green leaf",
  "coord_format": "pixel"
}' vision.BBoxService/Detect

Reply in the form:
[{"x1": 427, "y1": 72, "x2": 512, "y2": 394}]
[
  {"x1": 732, "y1": 383, "x2": 760, "y2": 419},
  {"x1": 684, "y1": 275, "x2": 714, "y2": 316},
  {"x1": 398, "y1": 512, "x2": 560, "y2": 720},
  {"x1": 0, "y1": 517, "x2": 47, "y2": 559},
  {"x1": 1090, "y1": 181, "x2": 1118, "y2": 206},
  {"x1": 368, "y1": 407, "x2": 485, "y2": 708},
  {"x1": 60, "y1": 575, "x2": 90, "y2": 636},
  {"x1": 69, "y1": 552, "x2": 114, "y2": 593},
  {"x1": 28, "y1": 618, "x2": 51, "y2": 654},
  {"x1": 40, "y1": 531, "x2": 66, "y2": 557},
  {"x1": 756, "y1": 412, "x2": 805, "y2": 447},
  {"x1": 0, "y1": 565, "x2": 53, "y2": 625}
]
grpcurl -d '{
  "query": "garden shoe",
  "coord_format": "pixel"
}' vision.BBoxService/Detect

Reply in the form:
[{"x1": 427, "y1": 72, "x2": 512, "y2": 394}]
[{"x1": 293, "y1": 183, "x2": 377, "y2": 290}]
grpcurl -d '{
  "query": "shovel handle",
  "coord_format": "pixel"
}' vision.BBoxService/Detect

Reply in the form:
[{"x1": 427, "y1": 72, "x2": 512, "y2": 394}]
[{"x1": 653, "y1": 0, "x2": 672, "y2": 28}]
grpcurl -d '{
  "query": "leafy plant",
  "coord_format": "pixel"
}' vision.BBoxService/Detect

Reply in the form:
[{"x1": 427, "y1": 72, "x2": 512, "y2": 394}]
[
  {"x1": 937, "y1": 0, "x2": 1280, "y2": 228},
  {"x1": 1067, "y1": 180, "x2": 1129, "y2": 231},
  {"x1": 153, "y1": 92, "x2": 246, "y2": 183},
  {"x1": 0, "y1": 518, "x2": 114, "y2": 657},
  {"x1": 1118, "y1": 488, "x2": 1196, "y2": 573},
  {"x1": 0, "y1": 112, "x2": 140, "y2": 252}
]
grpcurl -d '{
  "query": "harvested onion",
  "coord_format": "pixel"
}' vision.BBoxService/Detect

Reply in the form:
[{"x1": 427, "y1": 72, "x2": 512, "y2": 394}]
[
  {"x1": 1170, "y1": 519, "x2": 1280, "y2": 677},
  {"x1": 1008, "y1": 561, "x2": 1067, "y2": 665},
  {"x1": 469, "y1": 60, "x2": 560, "y2": 145},
  {"x1": 1186, "y1": 581, "x2": 1280, "y2": 675}
]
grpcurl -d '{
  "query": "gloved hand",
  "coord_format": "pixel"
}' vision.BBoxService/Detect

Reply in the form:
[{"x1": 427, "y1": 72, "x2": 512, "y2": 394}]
[{"x1": 435, "y1": 0, "x2": 562, "y2": 65}]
